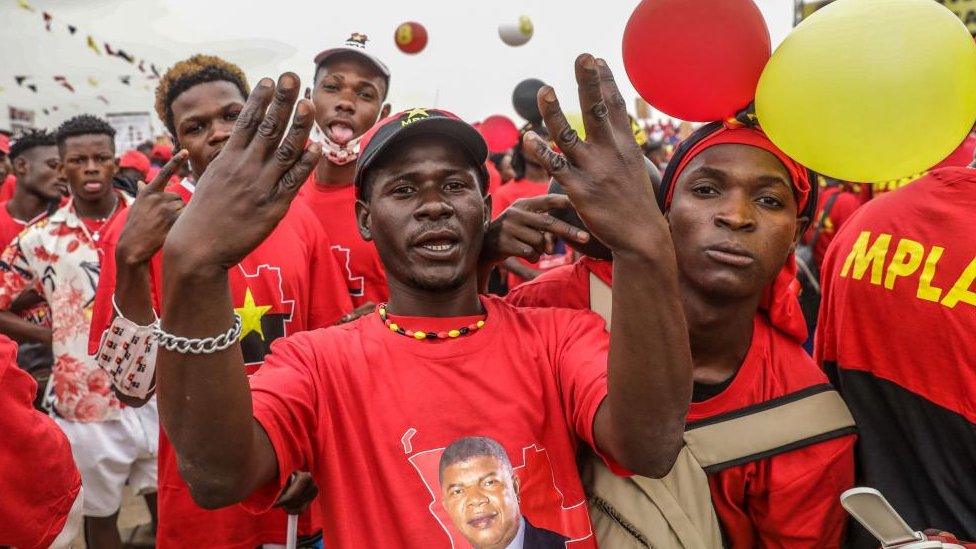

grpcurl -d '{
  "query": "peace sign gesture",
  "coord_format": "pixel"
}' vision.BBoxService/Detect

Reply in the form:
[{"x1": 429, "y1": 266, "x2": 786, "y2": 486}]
[
  {"x1": 163, "y1": 73, "x2": 322, "y2": 271},
  {"x1": 526, "y1": 54, "x2": 669, "y2": 258}
]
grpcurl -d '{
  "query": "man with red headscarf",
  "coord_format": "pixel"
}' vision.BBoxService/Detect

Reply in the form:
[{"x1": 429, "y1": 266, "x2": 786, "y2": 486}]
[{"x1": 505, "y1": 120, "x2": 856, "y2": 547}]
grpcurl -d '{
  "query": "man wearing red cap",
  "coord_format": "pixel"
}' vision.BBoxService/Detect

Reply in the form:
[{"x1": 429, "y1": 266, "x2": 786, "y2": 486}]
[
  {"x1": 153, "y1": 57, "x2": 692, "y2": 547},
  {"x1": 816, "y1": 164, "x2": 976, "y2": 546},
  {"x1": 298, "y1": 33, "x2": 392, "y2": 320},
  {"x1": 507, "y1": 119, "x2": 856, "y2": 547},
  {"x1": 117, "y1": 149, "x2": 151, "y2": 187}
]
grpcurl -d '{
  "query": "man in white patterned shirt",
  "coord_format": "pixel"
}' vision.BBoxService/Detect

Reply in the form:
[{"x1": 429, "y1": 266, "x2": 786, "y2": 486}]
[{"x1": 0, "y1": 115, "x2": 148, "y2": 549}]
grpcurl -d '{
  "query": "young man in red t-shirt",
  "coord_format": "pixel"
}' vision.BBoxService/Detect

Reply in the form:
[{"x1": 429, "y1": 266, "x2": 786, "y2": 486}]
[
  {"x1": 87, "y1": 54, "x2": 351, "y2": 548},
  {"x1": 298, "y1": 33, "x2": 392, "y2": 317},
  {"x1": 506, "y1": 122, "x2": 856, "y2": 548},
  {"x1": 0, "y1": 129, "x2": 64, "y2": 405},
  {"x1": 816, "y1": 166, "x2": 976, "y2": 547},
  {"x1": 0, "y1": 130, "x2": 64, "y2": 247},
  {"x1": 0, "y1": 334, "x2": 83, "y2": 548},
  {"x1": 153, "y1": 57, "x2": 693, "y2": 547}
]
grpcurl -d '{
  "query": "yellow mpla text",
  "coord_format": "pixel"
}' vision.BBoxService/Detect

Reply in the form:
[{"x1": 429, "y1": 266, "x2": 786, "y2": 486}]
[{"x1": 840, "y1": 231, "x2": 976, "y2": 309}]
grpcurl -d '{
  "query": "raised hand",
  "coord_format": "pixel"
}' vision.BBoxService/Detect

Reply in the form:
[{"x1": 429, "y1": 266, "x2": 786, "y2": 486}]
[
  {"x1": 526, "y1": 54, "x2": 667, "y2": 257},
  {"x1": 117, "y1": 150, "x2": 188, "y2": 266},
  {"x1": 482, "y1": 193, "x2": 590, "y2": 265},
  {"x1": 164, "y1": 73, "x2": 322, "y2": 270}
]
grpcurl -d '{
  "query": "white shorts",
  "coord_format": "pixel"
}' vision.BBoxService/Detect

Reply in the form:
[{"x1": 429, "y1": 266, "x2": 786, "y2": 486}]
[{"x1": 56, "y1": 397, "x2": 159, "y2": 517}]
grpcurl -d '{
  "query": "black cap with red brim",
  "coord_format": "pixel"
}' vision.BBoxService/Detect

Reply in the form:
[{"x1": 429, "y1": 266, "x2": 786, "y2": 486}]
[{"x1": 354, "y1": 108, "x2": 489, "y2": 199}]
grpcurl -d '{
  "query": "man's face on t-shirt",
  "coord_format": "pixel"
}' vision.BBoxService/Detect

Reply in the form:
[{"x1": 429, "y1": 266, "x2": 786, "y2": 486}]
[{"x1": 441, "y1": 455, "x2": 521, "y2": 549}]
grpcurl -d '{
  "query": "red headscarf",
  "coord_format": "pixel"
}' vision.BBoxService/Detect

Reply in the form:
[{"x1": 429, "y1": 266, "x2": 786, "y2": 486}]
[{"x1": 663, "y1": 121, "x2": 812, "y2": 343}]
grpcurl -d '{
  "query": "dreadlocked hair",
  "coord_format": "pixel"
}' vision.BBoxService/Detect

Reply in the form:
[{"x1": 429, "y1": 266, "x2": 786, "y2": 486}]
[
  {"x1": 9, "y1": 129, "x2": 57, "y2": 160},
  {"x1": 56, "y1": 115, "x2": 115, "y2": 151},
  {"x1": 155, "y1": 54, "x2": 249, "y2": 138}
]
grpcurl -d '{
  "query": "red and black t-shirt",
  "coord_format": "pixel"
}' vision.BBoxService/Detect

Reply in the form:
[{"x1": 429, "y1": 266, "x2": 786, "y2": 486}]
[
  {"x1": 816, "y1": 167, "x2": 976, "y2": 544},
  {"x1": 88, "y1": 181, "x2": 352, "y2": 548},
  {"x1": 509, "y1": 257, "x2": 856, "y2": 548}
]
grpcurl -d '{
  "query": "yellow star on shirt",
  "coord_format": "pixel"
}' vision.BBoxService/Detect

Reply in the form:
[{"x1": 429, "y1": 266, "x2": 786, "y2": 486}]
[{"x1": 235, "y1": 288, "x2": 272, "y2": 340}]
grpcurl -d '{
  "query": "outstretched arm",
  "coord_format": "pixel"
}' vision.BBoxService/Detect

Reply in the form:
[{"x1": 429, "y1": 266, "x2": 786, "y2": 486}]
[
  {"x1": 531, "y1": 55, "x2": 692, "y2": 478},
  {"x1": 156, "y1": 73, "x2": 322, "y2": 508}
]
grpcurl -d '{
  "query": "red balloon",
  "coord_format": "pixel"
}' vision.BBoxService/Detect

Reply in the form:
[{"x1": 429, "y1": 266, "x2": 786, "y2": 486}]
[
  {"x1": 395, "y1": 21, "x2": 428, "y2": 55},
  {"x1": 622, "y1": 0, "x2": 771, "y2": 122}
]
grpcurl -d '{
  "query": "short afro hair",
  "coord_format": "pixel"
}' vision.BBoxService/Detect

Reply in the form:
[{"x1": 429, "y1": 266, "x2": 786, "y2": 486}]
[
  {"x1": 9, "y1": 129, "x2": 57, "y2": 160},
  {"x1": 438, "y1": 436, "x2": 513, "y2": 484},
  {"x1": 155, "y1": 54, "x2": 250, "y2": 138},
  {"x1": 56, "y1": 115, "x2": 116, "y2": 152}
]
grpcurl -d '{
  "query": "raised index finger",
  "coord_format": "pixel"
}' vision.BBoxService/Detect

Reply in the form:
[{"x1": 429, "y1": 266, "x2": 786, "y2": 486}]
[{"x1": 142, "y1": 149, "x2": 188, "y2": 195}]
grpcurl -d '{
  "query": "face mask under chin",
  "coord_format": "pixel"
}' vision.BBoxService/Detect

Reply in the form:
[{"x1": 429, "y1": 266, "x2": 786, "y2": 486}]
[{"x1": 310, "y1": 121, "x2": 362, "y2": 166}]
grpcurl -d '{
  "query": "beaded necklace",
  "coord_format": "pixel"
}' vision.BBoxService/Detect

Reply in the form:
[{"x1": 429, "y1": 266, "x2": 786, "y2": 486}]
[{"x1": 377, "y1": 303, "x2": 486, "y2": 341}]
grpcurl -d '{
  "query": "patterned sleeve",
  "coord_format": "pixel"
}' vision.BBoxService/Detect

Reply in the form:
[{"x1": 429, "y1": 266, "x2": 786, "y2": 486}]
[{"x1": 0, "y1": 230, "x2": 39, "y2": 311}]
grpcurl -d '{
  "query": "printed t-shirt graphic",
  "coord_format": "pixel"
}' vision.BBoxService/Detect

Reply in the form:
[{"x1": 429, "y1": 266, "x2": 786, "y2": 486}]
[
  {"x1": 816, "y1": 166, "x2": 976, "y2": 542},
  {"x1": 243, "y1": 297, "x2": 614, "y2": 547},
  {"x1": 86, "y1": 180, "x2": 351, "y2": 548},
  {"x1": 298, "y1": 177, "x2": 388, "y2": 306}
]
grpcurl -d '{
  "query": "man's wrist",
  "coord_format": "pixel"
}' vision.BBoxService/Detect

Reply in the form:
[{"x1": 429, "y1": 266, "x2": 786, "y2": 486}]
[
  {"x1": 162, "y1": 242, "x2": 228, "y2": 283},
  {"x1": 117, "y1": 240, "x2": 153, "y2": 268}
]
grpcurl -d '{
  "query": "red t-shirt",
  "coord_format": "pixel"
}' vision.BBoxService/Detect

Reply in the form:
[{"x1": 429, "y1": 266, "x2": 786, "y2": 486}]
[
  {"x1": 803, "y1": 186, "x2": 864, "y2": 267},
  {"x1": 816, "y1": 167, "x2": 976, "y2": 540},
  {"x1": 0, "y1": 201, "x2": 29, "y2": 248},
  {"x1": 0, "y1": 334, "x2": 81, "y2": 549},
  {"x1": 508, "y1": 258, "x2": 856, "y2": 548},
  {"x1": 0, "y1": 175, "x2": 16, "y2": 202},
  {"x1": 298, "y1": 177, "x2": 388, "y2": 307},
  {"x1": 244, "y1": 296, "x2": 611, "y2": 547},
  {"x1": 87, "y1": 182, "x2": 353, "y2": 548},
  {"x1": 491, "y1": 178, "x2": 574, "y2": 290}
]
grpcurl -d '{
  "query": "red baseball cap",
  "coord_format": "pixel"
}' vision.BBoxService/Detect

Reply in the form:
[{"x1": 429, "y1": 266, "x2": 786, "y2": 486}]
[
  {"x1": 354, "y1": 108, "x2": 488, "y2": 198},
  {"x1": 478, "y1": 115, "x2": 519, "y2": 154},
  {"x1": 119, "y1": 150, "x2": 151, "y2": 177},
  {"x1": 151, "y1": 144, "x2": 173, "y2": 162},
  {"x1": 0, "y1": 134, "x2": 10, "y2": 155}
]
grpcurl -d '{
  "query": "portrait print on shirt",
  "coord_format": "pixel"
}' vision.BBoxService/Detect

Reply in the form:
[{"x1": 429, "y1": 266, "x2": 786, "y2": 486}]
[{"x1": 427, "y1": 435, "x2": 574, "y2": 548}]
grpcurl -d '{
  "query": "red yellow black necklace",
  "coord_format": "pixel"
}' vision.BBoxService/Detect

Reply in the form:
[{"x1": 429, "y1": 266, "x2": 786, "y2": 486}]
[{"x1": 378, "y1": 303, "x2": 486, "y2": 340}]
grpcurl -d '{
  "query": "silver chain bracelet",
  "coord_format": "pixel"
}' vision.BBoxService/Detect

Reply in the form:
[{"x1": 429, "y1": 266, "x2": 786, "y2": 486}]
[{"x1": 154, "y1": 314, "x2": 243, "y2": 355}]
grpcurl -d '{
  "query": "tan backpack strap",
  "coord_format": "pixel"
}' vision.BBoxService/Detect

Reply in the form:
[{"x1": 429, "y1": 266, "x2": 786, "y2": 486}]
[
  {"x1": 629, "y1": 446, "x2": 723, "y2": 549},
  {"x1": 582, "y1": 447, "x2": 723, "y2": 549},
  {"x1": 684, "y1": 384, "x2": 856, "y2": 474},
  {"x1": 589, "y1": 272, "x2": 613, "y2": 329}
]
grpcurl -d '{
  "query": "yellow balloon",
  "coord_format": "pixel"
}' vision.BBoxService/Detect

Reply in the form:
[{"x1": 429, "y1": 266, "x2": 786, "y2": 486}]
[
  {"x1": 756, "y1": 0, "x2": 976, "y2": 183},
  {"x1": 564, "y1": 112, "x2": 586, "y2": 141}
]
